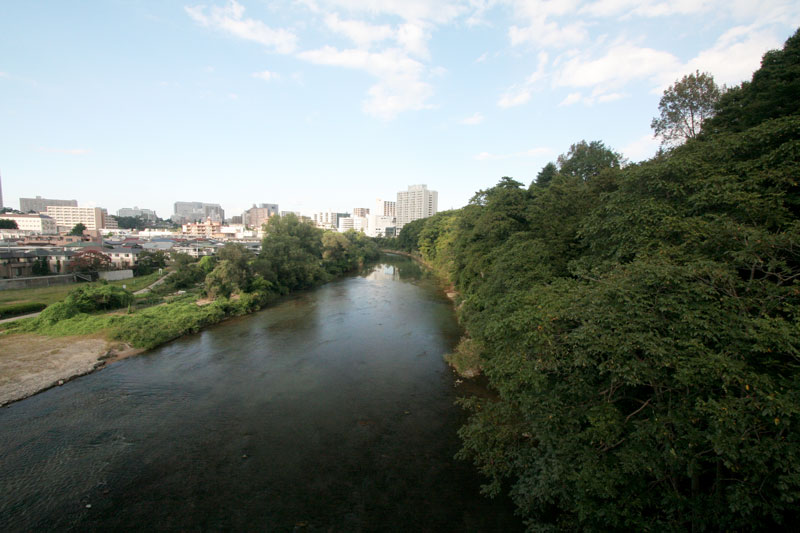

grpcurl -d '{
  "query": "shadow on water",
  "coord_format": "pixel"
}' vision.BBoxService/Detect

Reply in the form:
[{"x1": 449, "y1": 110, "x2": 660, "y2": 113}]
[{"x1": 0, "y1": 256, "x2": 522, "y2": 532}]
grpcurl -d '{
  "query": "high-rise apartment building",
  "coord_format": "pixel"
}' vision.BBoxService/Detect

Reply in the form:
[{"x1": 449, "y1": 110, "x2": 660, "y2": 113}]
[
  {"x1": 173, "y1": 201, "x2": 225, "y2": 223},
  {"x1": 396, "y1": 184, "x2": 437, "y2": 231},
  {"x1": 314, "y1": 210, "x2": 349, "y2": 229},
  {"x1": 20, "y1": 196, "x2": 78, "y2": 213},
  {"x1": 117, "y1": 206, "x2": 158, "y2": 221},
  {"x1": 375, "y1": 199, "x2": 396, "y2": 218},
  {"x1": 352, "y1": 207, "x2": 370, "y2": 218},
  {"x1": 243, "y1": 203, "x2": 279, "y2": 229}
]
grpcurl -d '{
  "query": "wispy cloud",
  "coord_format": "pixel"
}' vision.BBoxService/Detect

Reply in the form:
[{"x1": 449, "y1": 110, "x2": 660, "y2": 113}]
[
  {"x1": 460, "y1": 112, "x2": 484, "y2": 125},
  {"x1": 474, "y1": 147, "x2": 552, "y2": 160},
  {"x1": 622, "y1": 133, "x2": 660, "y2": 162},
  {"x1": 185, "y1": 0, "x2": 297, "y2": 54},
  {"x1": 38, "y1": 147, "x2": 91, "y2": 155},
  {"x1": 298, "y1": 46, "x2": 433, "y2": 119},
  {"x1": 498, "y1": 51, "x2": 548, "y2": 108},
  {"x1": 252, "y1": 70, "x2": 279, "y2": 82}
]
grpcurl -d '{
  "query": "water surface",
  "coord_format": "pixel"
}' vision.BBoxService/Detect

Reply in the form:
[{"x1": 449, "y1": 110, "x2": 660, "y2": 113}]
[{"x1": 0, "y1": 255, "x2": 520, "y2": 531}]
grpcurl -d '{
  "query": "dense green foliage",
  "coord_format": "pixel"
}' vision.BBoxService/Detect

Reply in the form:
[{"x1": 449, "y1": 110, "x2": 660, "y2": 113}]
[
  {"x1": 33, "y1": 284, "x2": 135, "y2": 326},
  {"x1": 399, "y1": 31, "x2": 800, "y2": 531},
  {"x1": 0, "y1": 219, "x2": 18, "y2": 229},
  {"x1": 133, "y1": 250, "x2": 168, "y2": 276},
  {"x1": 69, "y1": 223, "x2": 86, "y2": 235},
  {"x1": 0, "y1": 302, "x2": 47, "y2": 319},
  {"x1": 69, "y1": 249, "x2": 112, "y2": 272},
  {"x1": 113, "y1": 215, "x2": 146, "y2": 230}
]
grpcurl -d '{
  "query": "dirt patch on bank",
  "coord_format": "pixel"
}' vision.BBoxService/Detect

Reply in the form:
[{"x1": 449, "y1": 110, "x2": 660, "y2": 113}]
[{"x1": 0, "y1": 333, "x2": 142, "y2": 407}]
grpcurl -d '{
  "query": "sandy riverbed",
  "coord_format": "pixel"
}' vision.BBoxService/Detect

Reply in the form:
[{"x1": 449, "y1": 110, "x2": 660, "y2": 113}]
[{"x1": 0, "y1": 333, "x2": 143, "y2": 407}]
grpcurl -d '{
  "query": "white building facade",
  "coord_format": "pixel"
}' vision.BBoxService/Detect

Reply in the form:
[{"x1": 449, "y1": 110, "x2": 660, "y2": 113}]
[
  {"x1": 45, "y1": 206, "x2": 106, "y2": 231},
  {"x1": 0, "y1": 213, "x2": 58, "y2": 234},
  {"x1": 396, "y1": 184, "x2": 438, "y2": 232}
]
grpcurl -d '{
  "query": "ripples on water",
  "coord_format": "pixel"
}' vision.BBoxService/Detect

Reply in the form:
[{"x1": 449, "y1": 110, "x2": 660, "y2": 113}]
[{"x1": 0, "y1": 256, "x2": 520, "y2": 531}]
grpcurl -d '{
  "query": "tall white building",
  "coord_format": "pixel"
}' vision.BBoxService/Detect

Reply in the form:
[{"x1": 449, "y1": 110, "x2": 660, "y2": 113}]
[
  {"x1": 396, "y1": 184, "x2": 437, "y2": 232},
  {"x1": 375, "y1": 198, "x2": 396, "y2": 218},
  {"x1": 45, "y1": 206, "x2": 107, "y2": 231}
]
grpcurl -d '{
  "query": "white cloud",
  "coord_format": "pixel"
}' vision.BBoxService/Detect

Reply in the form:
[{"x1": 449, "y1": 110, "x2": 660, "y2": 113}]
[
  {"x1": 185, "y1": 0, "x2": 297, "y2": 54},
  {"x1": 299, "y1": 0, "x2": 468, "y2": 25},
  {"x1": 554, "y1": 43, "x2": 680, "y2": 91},
  {"x1": 579, "y1": 0, "x2": 715, "y2": 18},
  {"x1": 474, "y1": 146, "x2": 553, "y2": 160},
  {"x1": 475, "y1": 52, "x2": 488, "y2": 63},
  {"x1": 298, "y1": 46, "x2": 433, "y2": 119},
  {"x1": 460, "y1": 112, "x2": 484, "y2": 125},
  {"x1": 678, "y1": 25, "x2": 784, "y2": 88},
  {"x1": 324, "y1": 13, "x2": 394, "y2": 47},
  {"x1": 252, "y1": 70, "x2": 279, "y2": 82},
  {"x1": 397, "y1": 22, "x2": 430, "y2": 59},
  {"x1": 497, "y1": 51, "x2": 548, "y2": 108},
  {"x1": 497, "y1": 87, "x2": 531, "y2": 108},
  {"x1": 622, "y1": 133, "x2": 660, "y2": 162},
  {"x1": 559, "y1": 92, "x2": 583, "y2": 106}
]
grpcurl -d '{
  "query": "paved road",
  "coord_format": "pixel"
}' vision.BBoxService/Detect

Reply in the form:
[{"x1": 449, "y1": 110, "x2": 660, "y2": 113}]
[
  {"x1": 0, "y1": 311, "x2": 42, "y2": 324},
  {"x1": 133, "y1": 272, "x2": 171, "y2": 295}
]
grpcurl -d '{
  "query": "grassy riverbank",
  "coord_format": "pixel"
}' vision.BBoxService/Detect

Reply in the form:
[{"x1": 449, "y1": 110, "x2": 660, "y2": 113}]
[{"x1": 0, "y1": 272, "x2": 161, "y2": 308}]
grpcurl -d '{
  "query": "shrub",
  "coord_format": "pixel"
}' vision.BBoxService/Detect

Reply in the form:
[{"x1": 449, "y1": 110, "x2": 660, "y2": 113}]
[{"x1": 0, "y1": 302, "x2": 47, "y2": 319}]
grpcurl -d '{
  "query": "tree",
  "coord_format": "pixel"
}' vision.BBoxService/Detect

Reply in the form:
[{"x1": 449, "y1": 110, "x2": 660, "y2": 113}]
[
  {"x1": 114, "y1": 216, "x2": 146, "y2": 230},
  {"x1": 532, "y1": 162, "x2": 557, "y2": 189},
  {"x1": 134, "y1": 250, "x2": 168, "y2": 276},
  {"x1": 69, "y1": 249, "x2": 112, "y2": 272},
  {"x1": 557, "y1": 140, "x2": 622, "y2": 181},
  {"x1": 0, "y1": 219, "x2": 18, "y2": 229},
  {"x1": 32, "y1": 257, "x2": 50, "y2": 276},
  {"x1": 259, "y1": 213, "x2": 327, "y2": 291},
  {"x1": 69, "y1": 223, "x2": 87, "y2": 236},
  {"x1": 651, "y1": 70, "x2": 722, "y2": 146}
]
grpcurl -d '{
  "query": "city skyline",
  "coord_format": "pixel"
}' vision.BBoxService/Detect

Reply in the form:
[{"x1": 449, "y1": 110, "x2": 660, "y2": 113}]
[{"x1": 1, "y1": 2, "x2": 798, "y2": 218}]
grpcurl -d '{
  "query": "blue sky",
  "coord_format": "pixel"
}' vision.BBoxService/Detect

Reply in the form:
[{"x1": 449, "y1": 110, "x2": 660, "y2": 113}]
[{"x1": 1, "y1": 1, "x2": 797, "y2": 219}]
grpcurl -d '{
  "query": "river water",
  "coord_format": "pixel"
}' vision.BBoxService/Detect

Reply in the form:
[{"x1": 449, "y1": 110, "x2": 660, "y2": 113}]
[{"x1": 0, "y1": 255, "x2": 520, "y2": 532}]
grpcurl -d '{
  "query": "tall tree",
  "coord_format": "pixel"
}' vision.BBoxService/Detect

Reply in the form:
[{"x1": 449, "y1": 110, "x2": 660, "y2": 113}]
[
  {"x1": 69, "y1": 223, "x2": 87, "y2": 236},
  {"x1": 557, "y1": 140, "x2": 621, "y2": 181},
  {"x1": 651, "y1": 70, "x2": 722, "y2": 146},
  {"x1": 532, "y1": 162, "x2": 557, "y2": 189},
  {"x1": 0, "y1": 219, "x2": 18, "y2": 229}
]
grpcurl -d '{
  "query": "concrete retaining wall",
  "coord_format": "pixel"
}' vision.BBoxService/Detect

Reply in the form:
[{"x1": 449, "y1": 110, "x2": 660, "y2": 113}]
[{"x1": 98, "y1": 270, "x2": 133, "y2": 281}]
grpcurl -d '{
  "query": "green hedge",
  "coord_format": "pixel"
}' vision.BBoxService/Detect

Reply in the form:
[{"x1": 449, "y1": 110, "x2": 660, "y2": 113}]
[{"x1": 0, "y1": 302, "x2": 47, "y2": 319}]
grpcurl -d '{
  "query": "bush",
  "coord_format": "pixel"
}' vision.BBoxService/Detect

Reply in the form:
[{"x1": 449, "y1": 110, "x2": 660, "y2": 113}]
[
  {"x1": 0, "y1": 302, "x2": 47, "y2": 319},
  {"x1": 68, "y1": 284, "x2": 134, "y2": 312},
  {"x1": 444, "y1": 337, "x2": 483, "y2": 378}
]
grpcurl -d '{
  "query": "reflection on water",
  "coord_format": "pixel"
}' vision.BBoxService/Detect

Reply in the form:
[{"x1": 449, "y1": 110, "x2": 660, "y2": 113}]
[{"x1": 0, "y1": 255, "x2": 520, "y2": 532}]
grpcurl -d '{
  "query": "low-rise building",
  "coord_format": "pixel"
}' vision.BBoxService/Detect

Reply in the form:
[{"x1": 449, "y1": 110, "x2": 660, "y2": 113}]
[
  {"x1": 182, "y1": 218, "x2": 222, "y2": 238},
  {"x1": 0, "y1": 213, "x2": 58, "y2": 234}
]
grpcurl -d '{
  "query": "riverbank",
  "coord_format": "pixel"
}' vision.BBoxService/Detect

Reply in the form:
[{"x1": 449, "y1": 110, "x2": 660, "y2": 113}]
[{"x1": 0, "y1": 333, "x2": 143, "y2": 407}]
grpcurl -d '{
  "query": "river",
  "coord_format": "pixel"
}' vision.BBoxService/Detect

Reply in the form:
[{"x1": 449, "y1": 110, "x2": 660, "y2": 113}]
[{"x1": 0, "y1": 255, "x2": 520, "y2": 532}]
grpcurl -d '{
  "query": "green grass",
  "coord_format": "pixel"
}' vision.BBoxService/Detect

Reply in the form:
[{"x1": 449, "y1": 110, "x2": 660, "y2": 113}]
[{"x1": 0, "y1": 272, "x2": 162, "y2": 307}]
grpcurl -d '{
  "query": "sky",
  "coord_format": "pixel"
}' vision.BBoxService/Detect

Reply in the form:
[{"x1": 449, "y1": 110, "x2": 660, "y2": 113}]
[{"x1": 1, "y1": 1, "x2": 798, "y2": 220}]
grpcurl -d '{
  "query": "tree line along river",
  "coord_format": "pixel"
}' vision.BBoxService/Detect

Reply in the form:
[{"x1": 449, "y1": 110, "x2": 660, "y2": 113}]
[{"x1": 0, "y1": 254, "x2": 521, "y2": 532}]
